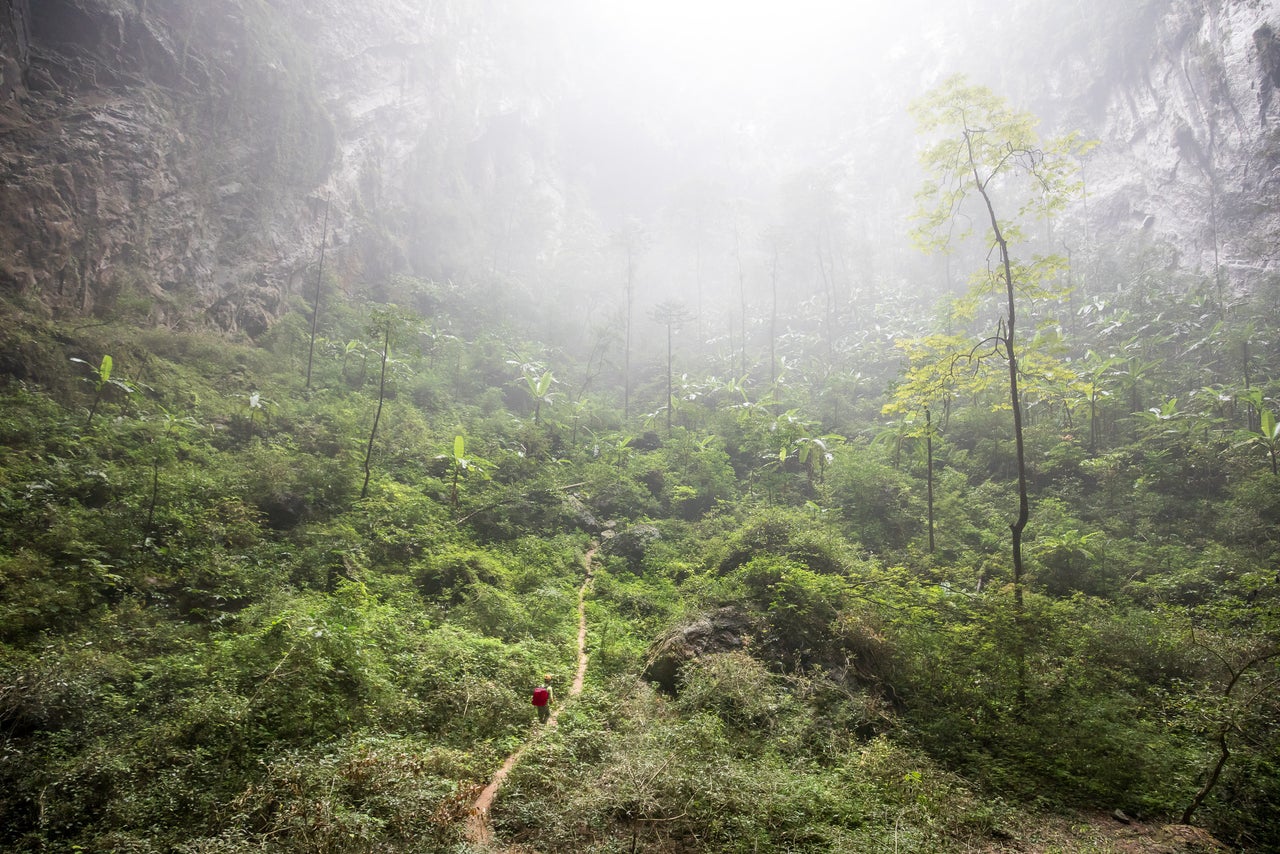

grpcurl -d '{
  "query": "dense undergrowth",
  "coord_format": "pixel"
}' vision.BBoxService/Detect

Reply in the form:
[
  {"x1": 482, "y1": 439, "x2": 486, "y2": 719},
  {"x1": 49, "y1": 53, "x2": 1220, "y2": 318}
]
[{"x1": 0, "y1": 261, "x2": 1278, "y2": 852}]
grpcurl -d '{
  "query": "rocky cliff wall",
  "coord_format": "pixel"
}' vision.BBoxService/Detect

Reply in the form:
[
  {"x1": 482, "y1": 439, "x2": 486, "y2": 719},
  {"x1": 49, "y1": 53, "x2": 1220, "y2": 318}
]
[
  {"x1": 1078, "y1": 1, "x2": 1280, "y2": 288},
  {"x1": 0, "y1": 0, "x2": 481, "y2": 334},
  {"x1": 991, "y1": 0, "x2": 1280, "y2": 290},
  {"x1": 2, "y1": 0, "x2": 1278, "y2": 334}
]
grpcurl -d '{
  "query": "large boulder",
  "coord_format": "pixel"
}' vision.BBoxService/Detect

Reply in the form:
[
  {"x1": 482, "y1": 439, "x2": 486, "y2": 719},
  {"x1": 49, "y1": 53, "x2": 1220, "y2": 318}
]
[
  {"x1": 642, "y1": 607, "x2": 756, "y2": 694},
  {"x1": 600, "y1": 523, "x2": 660, "y2": 574}
]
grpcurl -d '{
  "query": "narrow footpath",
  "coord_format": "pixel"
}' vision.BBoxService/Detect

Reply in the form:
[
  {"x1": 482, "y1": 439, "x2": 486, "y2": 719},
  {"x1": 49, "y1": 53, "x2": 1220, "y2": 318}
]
[{"x1": 463, "y1": 547, "x2": 596, "y2": 849}]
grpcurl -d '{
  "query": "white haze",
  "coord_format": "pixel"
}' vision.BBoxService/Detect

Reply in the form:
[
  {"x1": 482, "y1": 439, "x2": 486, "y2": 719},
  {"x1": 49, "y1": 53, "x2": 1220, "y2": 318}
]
[{"x1": 460, "y1": 0, "x2": 1033, "y2": 350}]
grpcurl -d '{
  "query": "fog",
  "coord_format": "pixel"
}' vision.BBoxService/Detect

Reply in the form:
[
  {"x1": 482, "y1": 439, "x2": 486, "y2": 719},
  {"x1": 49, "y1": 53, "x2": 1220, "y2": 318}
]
[
  {"x1": 543, "y1": 0, "x2": 937, "y2": 210},
  {"x1": 447, "y1": 0, "x2": 979, "y2": 359},
  {"x1": 378, "y1": 0, "x2": 1178, "y2": 389}
]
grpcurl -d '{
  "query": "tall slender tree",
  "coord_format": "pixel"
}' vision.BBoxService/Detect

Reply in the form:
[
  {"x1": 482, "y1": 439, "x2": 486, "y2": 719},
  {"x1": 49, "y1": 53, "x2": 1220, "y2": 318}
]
[
  {"x1": 911, "y1": 75, "x2": 1089, "y2": 706},
  {"x1": 359, "y1": 306, "x2": 413, "y2": 500},
  {"x1": 613, "y1": 221, "x2": 648, "y2": 420},
  {"x1": 733, "y1": 220, "x2": 749, "y2": 380},
  {"x1": 651, "y1": 301, "x2": 695, "y2": 436},
  {"x1": 766, "y1": 232, "x2": 783, "y2": 393},
  {"x1": 305, "y1": 194, "x2": 331, "y2": 392}
]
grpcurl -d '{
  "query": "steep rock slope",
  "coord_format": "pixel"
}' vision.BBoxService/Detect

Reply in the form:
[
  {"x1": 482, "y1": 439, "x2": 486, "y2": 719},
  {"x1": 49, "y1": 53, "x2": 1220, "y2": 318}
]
[
  {"x1": 1082, "y1": 1, "x2": 1280, "y2": 286},
  {"x1": 1, "y1": 0, "x2": 1278, "y2": 332},
  {"x1": 0, "y1": 0, "x2": 509, "y2": 333},
  {"x1": 978, "y1": 0, "x2": 1280, "y2": 286}
]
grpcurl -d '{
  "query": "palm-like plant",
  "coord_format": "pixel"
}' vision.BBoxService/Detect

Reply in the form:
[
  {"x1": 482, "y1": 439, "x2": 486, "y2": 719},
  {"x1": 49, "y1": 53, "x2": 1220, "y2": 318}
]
[
  {"x1": 1234, "y1": 390, "x2": 1280, "y2": 476},
  {"x1": 439, "y1": 435, "x2": 491, "y2": 515},
  {"x1": 515, "y1": 363, "x2": 559, "y2": 426},
  {"x1": 70, "y1": 354, "x2": 134, "y2": 425}
]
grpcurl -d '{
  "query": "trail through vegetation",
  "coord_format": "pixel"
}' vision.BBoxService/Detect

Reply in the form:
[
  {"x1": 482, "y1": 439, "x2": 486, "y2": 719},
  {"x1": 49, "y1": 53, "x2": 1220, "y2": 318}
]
[
  {"x1": 464, "y1": 547, "x2": 596, "y2": 848},
  {"x1": 2, "y1": 72, "x2": 1279, "y2": 854}
]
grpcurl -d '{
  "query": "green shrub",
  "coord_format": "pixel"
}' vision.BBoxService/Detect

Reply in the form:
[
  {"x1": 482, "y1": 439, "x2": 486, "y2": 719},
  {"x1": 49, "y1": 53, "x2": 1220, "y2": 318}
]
[
  {"x1": 675, "y1": 651, "x2": 790, "y2": 730},
  {"x1": 827, "y1": 447, "x2": 922, "y2": 552},
  {"x1": 180, "y1": 736, "x2": 477, "y2": 853},
  {"x1": 414, "y1": 546, "x2": 509, "y2": 604}
]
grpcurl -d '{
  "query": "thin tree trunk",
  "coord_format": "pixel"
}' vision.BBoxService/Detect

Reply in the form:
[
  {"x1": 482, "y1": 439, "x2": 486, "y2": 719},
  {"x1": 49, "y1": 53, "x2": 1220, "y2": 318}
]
[
  {"x1": 1243, "y1": 340, "x2": 1255, "y2": 431},
  {"x1": 361, "y1": 323, "x2": 390, "y2": 500},
  {"x1": 926, "y1": 408, "x2": 935, "y2": 554},
  {"x1": 666, "y1": 322, "x2": 674, "y2": 436},
  {"x1": 1089, "y1": 391, "x2": 1099, "y2": 454},
  {"x1": 735, "y1": 226, "x2": 748, "y2": 379},
  {"x1": 1182, "y1": 729, "x2": 1231, "y2": 825},
  {"x1": 770, "y1": 243, "x2": 780, "y2": 392},
  {"x1": 969, "y1": 130, "x2": 1029, "y2": 709},
  {"x1": 1180, "y1": 644, "x2": 1280, "y2": 824},
  {"x1": 305, "y1": 194, "x2": 331, "y2": 391},
  {"x1": 624, "y1": 245, "x2": 634, "y2": 420},
  {"x1": 694, "y1": 235, "x2": 703, "y2": 350},
  {"x1": 815, "y1": 236, "x2": 835, "y2": 365},
  {"x1": 145, "y1": 453, "x2": 160, "y2": 538}
]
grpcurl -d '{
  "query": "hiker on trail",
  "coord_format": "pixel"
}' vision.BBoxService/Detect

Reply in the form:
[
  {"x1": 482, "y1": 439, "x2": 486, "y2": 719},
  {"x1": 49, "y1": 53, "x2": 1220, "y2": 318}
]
[{"x1": 532, "y1": 674, "x2": 553, "y2": 723}]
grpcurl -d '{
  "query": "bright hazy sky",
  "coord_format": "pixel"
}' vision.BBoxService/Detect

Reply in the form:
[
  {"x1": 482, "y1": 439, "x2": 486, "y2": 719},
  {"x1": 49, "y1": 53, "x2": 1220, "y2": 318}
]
[
  {"x1": 550, "y1": 0, "x2": 930, "y2": 104},
  {"x1": 530, "y1": 0, "x2": 938, "y2": 218}
]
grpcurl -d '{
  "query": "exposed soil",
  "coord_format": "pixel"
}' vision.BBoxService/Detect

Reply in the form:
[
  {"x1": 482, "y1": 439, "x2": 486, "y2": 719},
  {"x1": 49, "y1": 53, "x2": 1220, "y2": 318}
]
[
  {"x1": 463, "y1": 547, "x2": 596, "y2": 849},
  {"x1": 976, "y1": 810, "x2": 1230, "y2": 853}
]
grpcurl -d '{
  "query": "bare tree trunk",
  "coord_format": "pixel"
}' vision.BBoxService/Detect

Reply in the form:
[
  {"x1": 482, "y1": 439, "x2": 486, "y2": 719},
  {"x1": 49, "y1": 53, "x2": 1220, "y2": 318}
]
[
  {"x1": 624, "y1": 245, "x2": 634, "y2": 420},
  {"x1": 770, "y1": 243, "x2": 780, "y2": 391},
  {"x1": 926, "y1": 408, "x2": 935, "y2": 554},
  {"x1": 361, "y1": 322, "x2": 390, "y2": 500},
  {"x1": 666, "y1": 321, "x2": 673, "y2": 437},
  {"x1": 735, "y1": 225, "x2": 748, "y2": 379},
  {"x1": 305, "y1": 194, "x2": 331, "y2": 392},
  {"x1": 1182, "y1": 642, "x2": 1280, "y2": 824},
  {"x1": 1182, "y1": 729, "x2": 1231, "y2": 826}
]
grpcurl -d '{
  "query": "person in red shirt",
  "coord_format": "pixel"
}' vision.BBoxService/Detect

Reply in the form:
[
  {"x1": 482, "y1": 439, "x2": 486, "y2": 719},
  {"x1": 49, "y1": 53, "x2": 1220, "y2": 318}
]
[{"x1": 532, "y1": 674, "x2": 553, "y2": 723}]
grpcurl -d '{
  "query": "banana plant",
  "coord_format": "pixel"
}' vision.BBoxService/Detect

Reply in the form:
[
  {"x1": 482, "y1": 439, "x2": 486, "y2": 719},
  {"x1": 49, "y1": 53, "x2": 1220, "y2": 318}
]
[
  {"x1": 602, "y1": 433, "x2": 636, "y2": 468},
  {"x1": 793, "y1": 433, "x2": 842, "y2": 486},
  {"x1": 70, "y1": 354, "x2": 134, "y2": 425},
  {"x1": 1072, "y1": 351, "x2": 1122, "y2": 453},
  {"x1": 1140, "y1": 395, "x2": 1219, "y2": 448},
  {"x1": 871, "y1": 417, "x2": 928, "y2": 471},
  {"x1": 245, "y1": 391, "x2": 273, "y2": 436},
  {"x1": 510, "y1": 360, "x2": 560, "y2": 425},
  {"x1": 341, "y1": 338, "x2": 375, "y2": 387},
  {"x1": 438, "y1": 435, "x2": 491, "y2": 514},
  {"x1": 768, "y1": 410, "x2": 842, "y2": 487},
  {"x1": 526, "y1": 368, "x2": 558, "y2": 426}
]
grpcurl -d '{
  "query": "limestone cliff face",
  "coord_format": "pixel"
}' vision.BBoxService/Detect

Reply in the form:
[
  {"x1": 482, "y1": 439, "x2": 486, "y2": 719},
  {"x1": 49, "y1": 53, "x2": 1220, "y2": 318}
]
[
  {"x1": 1, "y1": 0, "x2": 1278, "y2": 333},
  {"x1": 1080, "y1": 1, "x2": 1280, "y2": 285},
  {"x1": 921, "y1": 0, "x2": 1280, "y2": 289},
  {"x1": 0, "y1": 0, "x2": 489, "y2": 334}
]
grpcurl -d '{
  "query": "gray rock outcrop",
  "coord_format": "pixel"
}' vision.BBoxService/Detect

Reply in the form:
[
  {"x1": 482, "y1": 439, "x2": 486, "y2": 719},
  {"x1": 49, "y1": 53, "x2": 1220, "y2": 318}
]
[
  {"x1": 642, "y1": 607, "x2": 755, "y2": 694},
  {"x1": 0, "y1": 0, "x2": 517, "y2": 330}
]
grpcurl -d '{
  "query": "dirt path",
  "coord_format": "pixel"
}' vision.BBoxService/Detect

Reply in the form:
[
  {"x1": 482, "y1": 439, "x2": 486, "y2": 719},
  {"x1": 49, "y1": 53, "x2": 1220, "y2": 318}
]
[{"x1": 463, "y1": 547, "x2": 596, "y2": 849}]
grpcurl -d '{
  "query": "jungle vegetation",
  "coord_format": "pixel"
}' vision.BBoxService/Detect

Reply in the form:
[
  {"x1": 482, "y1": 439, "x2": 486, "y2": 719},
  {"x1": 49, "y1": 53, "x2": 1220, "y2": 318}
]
[{"x1": 0, "y1": 79, "x2": 1278, "y2": 854}]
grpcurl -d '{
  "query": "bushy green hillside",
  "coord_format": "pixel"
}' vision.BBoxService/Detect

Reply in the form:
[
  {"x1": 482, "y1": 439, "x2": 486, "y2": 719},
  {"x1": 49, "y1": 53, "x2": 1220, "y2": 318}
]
[{"x1": 1, "y1": 232, "x2": 1277, "y2": 852}]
